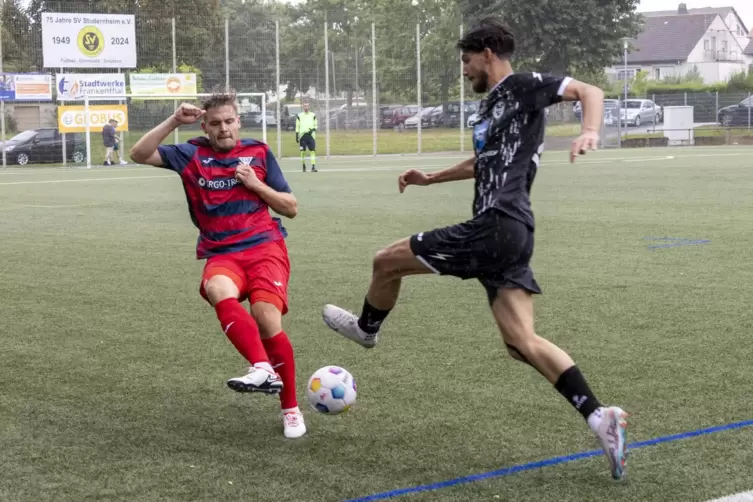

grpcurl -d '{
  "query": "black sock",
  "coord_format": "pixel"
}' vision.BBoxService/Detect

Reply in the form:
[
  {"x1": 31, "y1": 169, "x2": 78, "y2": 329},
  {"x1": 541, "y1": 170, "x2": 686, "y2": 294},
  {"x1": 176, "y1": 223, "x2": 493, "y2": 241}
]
[
  {"x1": 357, "y1": 297, "x2": 391, "y2": 334},
  {"x1": 554, "y1": 366, "x2": 602, "y2": 420}
]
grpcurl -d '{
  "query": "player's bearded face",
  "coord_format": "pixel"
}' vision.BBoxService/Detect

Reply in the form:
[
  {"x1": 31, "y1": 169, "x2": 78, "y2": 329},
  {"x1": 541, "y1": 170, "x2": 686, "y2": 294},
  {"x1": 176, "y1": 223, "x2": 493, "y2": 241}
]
[
  {"x1": 462, "y1": 52, "x2": 490, "y2": 93},
  {"x1": 202, "y1": 105, "x2": 240, "y2": 152}
]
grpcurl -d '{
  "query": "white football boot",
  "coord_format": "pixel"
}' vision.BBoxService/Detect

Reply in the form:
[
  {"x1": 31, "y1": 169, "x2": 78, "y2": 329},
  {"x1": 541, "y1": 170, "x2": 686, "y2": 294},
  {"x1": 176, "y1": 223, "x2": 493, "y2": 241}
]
[
  {"x1": 226, "y1": 366, "x2": 283, "y2": 395},
  {"x1": 591, "y1": 406, "x2": 629, "y2": 480},
  {"x1": 322, "y1": 304, "x2": 378, "y2": 348},
  {"x1": 282, "y1": 408, "x2": 307, "y2": 439}
]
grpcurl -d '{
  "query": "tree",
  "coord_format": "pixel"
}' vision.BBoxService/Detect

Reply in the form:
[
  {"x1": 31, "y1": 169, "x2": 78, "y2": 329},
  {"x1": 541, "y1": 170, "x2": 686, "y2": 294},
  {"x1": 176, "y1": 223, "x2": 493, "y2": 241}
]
[
  {"x1": 23, "y1": 0, "x2": 223, "y2": 76},
  {"x1": 1, "y1": 0, "x2": 33, "y2": 72},
  {"x1": 458, "y1": 0, "x2": 642, "y2": 76}
]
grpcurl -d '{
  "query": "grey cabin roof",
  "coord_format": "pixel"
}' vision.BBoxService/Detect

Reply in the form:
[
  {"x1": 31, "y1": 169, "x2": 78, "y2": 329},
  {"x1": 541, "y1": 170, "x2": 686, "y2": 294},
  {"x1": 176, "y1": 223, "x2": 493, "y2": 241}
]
[
  {"x1": 745, "y1": 39, "x2": 753, "y2": 55},
  {"x1": 625, "y1": 14, "x2": 718, "y2": 64}
]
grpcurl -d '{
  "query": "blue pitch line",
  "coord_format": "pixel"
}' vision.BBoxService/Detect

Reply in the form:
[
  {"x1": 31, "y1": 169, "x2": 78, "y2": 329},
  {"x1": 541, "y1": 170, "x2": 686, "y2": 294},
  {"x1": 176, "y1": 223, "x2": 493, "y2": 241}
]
[
  {"x1": 645, "y1": 237, "x2": 711, "y2": 249},
  {"x1": 344, "y1": 418, "x2": 753, "y2": 502}
]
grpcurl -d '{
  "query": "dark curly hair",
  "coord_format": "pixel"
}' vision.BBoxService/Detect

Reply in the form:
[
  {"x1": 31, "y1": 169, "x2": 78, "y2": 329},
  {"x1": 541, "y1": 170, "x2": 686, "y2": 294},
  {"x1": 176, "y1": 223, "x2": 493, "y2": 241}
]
[{"x1": 456, "y1": 18, "x2": 516, "y2": 59}]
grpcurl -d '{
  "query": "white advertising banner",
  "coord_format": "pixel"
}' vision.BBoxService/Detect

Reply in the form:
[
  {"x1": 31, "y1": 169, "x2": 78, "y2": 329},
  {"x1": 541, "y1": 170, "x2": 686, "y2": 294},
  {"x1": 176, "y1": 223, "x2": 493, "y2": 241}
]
[
  {"x1": 42, "y1": 13, "x2": 137, "y2": 68},
  {"x1": 56, "y1": 74, "x2": 127, "y2": 101},
  {"x1": 129, "y1": 73, "x2": 198, "y2": 98}
]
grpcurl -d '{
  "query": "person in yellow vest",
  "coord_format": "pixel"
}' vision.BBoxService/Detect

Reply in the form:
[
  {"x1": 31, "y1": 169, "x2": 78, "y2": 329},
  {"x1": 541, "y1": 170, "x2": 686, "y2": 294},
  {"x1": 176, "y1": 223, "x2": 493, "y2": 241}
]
[{"x1": 295, "y1": 101, "x2": 317, "y2": 172}]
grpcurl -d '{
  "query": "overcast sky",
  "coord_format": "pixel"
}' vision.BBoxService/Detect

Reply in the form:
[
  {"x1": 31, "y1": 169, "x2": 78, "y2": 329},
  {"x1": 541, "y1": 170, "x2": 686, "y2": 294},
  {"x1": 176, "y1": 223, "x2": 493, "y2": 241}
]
[{"x1": 638, "y1": 0, "x2": 753, "y2": 30}]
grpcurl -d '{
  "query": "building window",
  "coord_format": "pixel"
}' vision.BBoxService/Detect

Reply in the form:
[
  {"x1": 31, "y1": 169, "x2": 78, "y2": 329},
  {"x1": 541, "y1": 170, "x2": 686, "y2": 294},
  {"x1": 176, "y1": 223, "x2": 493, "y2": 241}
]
[
  {"x1": 704, "y1": 39, "x2": 710, "y2": 50},
  {"x1": 617, "y1": 69, "x2": 637, "y2": 80}
]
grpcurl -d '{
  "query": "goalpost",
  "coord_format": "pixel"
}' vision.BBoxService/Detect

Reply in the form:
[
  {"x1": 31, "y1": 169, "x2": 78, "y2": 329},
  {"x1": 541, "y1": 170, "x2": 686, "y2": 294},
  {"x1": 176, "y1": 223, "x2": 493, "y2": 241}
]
[{"x1": 76, "y1": 92, "x2": 268, "y2": 170}]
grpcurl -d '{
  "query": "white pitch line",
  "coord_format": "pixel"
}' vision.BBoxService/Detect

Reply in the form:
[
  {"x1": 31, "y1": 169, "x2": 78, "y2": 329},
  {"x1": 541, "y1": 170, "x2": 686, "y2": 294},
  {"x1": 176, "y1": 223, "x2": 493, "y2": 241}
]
[
  {"x1": 0, "y1": 150, "x2": 749, "y2": 186},
  {"x1": 707, "y1": 490, "x2": 753, "y2": 502},
  {"x1": 0, "y1": 175, "x2": 173, "y2": 186}
]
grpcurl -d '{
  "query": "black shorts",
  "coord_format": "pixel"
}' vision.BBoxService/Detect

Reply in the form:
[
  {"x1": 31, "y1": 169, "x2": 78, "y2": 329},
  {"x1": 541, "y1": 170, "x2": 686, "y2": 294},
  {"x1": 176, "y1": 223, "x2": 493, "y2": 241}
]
[
  {"x1": 409, "y1": 209, "x2": 541, "y2": 304},
  {"x1": 299, "y1": 134, "x2": 316, "y2": 151}
]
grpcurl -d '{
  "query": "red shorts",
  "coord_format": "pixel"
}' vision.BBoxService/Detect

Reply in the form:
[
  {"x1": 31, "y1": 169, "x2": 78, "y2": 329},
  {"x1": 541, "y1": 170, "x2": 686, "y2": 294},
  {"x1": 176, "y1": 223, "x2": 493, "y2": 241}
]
[{"x1": 199, "y1": 240, "x2": 290, "y2": 314}]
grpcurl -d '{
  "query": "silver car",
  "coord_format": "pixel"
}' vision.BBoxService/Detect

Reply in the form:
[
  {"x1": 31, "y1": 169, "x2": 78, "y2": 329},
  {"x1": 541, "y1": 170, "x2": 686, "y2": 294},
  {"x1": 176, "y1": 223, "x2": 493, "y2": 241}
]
[{"x1": 620, "y1": 99, "x2": 663, "y2": 127}]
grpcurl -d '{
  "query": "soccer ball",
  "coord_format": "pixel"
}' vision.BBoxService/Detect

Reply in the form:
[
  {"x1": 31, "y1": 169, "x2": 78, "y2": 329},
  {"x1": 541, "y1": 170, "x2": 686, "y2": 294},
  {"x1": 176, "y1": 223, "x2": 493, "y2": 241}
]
[{"x1": 306, "y1": 366, "x2": 357, "y2": 415}]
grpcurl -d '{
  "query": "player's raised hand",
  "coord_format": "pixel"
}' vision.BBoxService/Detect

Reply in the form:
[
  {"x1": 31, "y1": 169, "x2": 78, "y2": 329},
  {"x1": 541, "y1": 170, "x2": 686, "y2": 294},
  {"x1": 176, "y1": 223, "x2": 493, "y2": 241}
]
[
  {"x1": 398, "y1": 168, "x2": 430, "y2": 193},
  {"x1": 235, "y1": 162, "x2": 263, "y2": 191},
  {"x1": 172, "y1": 103, "x2": 205, "y2": 125},
  {"x1": 570, "y1": 130, "x2": 599, "y2": 163}
]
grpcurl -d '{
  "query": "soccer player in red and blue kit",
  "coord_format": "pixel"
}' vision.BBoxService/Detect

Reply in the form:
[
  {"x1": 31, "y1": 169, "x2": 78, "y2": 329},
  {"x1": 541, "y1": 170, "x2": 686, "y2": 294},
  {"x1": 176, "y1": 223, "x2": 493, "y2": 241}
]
[{"x1": 129, "y1": 91, "x2": 306, "y2": 439}]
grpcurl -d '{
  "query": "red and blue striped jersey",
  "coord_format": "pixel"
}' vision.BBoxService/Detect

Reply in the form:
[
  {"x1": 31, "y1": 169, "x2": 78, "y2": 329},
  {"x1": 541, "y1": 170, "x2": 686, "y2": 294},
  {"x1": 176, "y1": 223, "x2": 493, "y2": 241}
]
[{"x1": 157, "y1": 137, "x2": 291, "y2": 259}]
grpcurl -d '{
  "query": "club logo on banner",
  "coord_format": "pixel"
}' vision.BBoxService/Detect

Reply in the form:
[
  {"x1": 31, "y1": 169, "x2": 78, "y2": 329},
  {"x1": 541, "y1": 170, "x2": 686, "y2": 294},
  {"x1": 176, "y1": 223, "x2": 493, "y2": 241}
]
[
  {"x1": 130, "y1": 73, "x2": 198, "y2": 98},
  {"x1": 0, "y1": 74, "x2": 53, "y2": 101},
  {"x1": 58, "y1": 104, "x2": 129, "y2": 133},
  {"x1": 56, "y1": 74, "x2": 126, "y2": 101},
  {"x1": 42, "y1": 13, "x2": 136, "y2": 68}
]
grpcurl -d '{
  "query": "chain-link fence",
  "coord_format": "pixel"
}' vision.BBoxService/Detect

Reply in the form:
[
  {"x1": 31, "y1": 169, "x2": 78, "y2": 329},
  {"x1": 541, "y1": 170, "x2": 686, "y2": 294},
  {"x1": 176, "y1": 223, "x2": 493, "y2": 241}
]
[{"x1": 1, "y1": 1, "x2": 752, "y2": 167}]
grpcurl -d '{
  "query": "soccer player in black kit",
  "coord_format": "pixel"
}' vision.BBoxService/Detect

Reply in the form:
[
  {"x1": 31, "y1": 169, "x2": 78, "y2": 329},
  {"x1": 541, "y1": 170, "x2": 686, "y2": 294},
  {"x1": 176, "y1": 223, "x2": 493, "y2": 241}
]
[{"x1": 321, "y1": 18, "x2": 628, "y2": 481}]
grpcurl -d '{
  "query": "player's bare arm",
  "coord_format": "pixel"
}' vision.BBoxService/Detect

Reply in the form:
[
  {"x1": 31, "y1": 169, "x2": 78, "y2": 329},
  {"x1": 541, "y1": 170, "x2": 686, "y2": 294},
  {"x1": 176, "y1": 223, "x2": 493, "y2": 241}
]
[
  {"x1": 398, "y1": 157, "x2": 474, "y2": 193},
  {"x1": 129, "y1": 103, "x2": 206, "y2": 166},
  {"x1": 235, "y1": 163, "x2": 298, "y2": 219},
  {"x1": 559, "y1": 80, "x2": 604, "y2": 162}
]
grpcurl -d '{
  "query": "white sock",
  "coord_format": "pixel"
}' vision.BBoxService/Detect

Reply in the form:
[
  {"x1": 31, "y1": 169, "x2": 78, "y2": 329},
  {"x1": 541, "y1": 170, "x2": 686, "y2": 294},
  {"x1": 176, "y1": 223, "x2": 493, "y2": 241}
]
[
  {"x1": 282, "y1": 406, "x2": 300, "y2": 414},
  {"x1": 254, "y1": 362, "x2": 274, "y2": 373},
  {"x1": 587, "y1": 406, "x2": 605, "y2": 433}
]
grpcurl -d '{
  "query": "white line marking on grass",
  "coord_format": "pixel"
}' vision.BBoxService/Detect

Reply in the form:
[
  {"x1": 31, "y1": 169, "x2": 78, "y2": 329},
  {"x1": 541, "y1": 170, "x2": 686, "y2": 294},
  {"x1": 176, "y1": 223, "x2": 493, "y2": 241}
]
[
  {"x1": 707, "y1": 490, "x2": 753, "y2": 501},
  {"x1": 0, "y1": 175, "x2": 173, "y2": 186},
  {"x1": 0, "y1": 150, "x2": 749, "y2": 186},
  {"x1": 0, "y1": 204, "x2": 96, "y2": 210}
]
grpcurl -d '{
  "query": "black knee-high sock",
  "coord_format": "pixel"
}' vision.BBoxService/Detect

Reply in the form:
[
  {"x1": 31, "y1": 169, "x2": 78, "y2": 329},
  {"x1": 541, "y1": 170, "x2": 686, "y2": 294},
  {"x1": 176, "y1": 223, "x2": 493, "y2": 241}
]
[
  {"x1": 554, "y1": 366, "x2": 602, "y2": 420},
  {"x1": 357, "y1": 297, "x2": 391, "y2": 334}
]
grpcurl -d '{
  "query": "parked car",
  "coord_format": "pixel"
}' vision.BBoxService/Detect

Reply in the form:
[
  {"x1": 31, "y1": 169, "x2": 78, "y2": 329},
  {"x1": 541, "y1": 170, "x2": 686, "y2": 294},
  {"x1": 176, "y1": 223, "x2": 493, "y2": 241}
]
[
  {"x1": 574, "y1": 99, "x2": 620, "y2": 122},
  {"x1": 433, "y1": 101, "x2": 479, "y2": 128},
  {"x1": 391, "y1": 105, "x2": 420, "y2": 130},
  {"x1": 379, "y1": 105, "x2": 403, "y2": 128},
  {"x1": 619, "y1": 99, "x2": 663, "y2": 127},
  {"x1": 0, "y1": 128, "x2": 85, "y2": 165},
  {"x1": 404, "y1": 106, "x2": 440, "y2": 129},
  {"x1": 241, "y1": 110, "x2": 277, "y2": 128},
  {"x1": 717, "y1": 96, "x2": 753, "y2": 126}
]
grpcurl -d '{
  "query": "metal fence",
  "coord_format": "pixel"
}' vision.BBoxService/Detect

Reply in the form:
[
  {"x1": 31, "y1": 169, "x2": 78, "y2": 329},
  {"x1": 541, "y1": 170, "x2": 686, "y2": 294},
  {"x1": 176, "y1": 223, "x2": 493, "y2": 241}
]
[{"x1": 1, "y1": 1, "x2": 751, "y2": 168}]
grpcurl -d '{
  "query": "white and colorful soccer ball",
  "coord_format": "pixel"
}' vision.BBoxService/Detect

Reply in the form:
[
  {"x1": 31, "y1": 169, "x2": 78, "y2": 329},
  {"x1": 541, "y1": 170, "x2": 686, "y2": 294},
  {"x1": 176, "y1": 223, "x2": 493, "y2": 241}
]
[{"x1": 306, "y1": 366, "x2": 357, "y2": 415}]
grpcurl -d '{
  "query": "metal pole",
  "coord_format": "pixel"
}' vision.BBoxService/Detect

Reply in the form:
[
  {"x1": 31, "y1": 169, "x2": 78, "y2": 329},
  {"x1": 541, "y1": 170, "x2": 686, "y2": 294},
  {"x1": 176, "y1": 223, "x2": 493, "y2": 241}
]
[
  {"x1": 354, "y1": 47, "x2": 359, "y2": 110},
  {"x1": 172, "y1": 17, "x2": 179, "y2": 145},
  {"x1": 60, "y1": 67, "x2": 67, "y2": 166},
  {"x1": 261, "y1": 93, "x2": 267, "y2": 144},
  {"x1": 623, "y1": 44, "x2": 628, "y2": 105},
  {"x1": 749, "y1": 92, "x2": 751, "y2": 130},
  {"x1": 0, "y1": 0, "x2": 4, "y2": 168},
  {"x1": 225, "y1": 17, "x2": 230, "y2": 92},
  {"x1": 416, "y1": 23, "x2": 422, "y2": 155},
  {"x1": 715, "y1": 91, "x2": 719, "y2": 124},
  {"x1": 330, "y1": 51, "x2": 337, "y2": 99},
  {"x1": 371, "y1": 22, "x2": 377, "y2": 157},
  {"x1": 118, "y1": 67, "x2": 125, "y2": 163},
  {"x1": 275, "y1": 20, "x2": 281, "y2": 158},
  {"x1": 324, "y1": 19, "x2": 330, "y2": 158},
  {"x1": 459, "y1": 23, "x2": 464, "y2": 153},
  {"x1": 84, "y1": 94, "x2": 91, "y2": 169}
]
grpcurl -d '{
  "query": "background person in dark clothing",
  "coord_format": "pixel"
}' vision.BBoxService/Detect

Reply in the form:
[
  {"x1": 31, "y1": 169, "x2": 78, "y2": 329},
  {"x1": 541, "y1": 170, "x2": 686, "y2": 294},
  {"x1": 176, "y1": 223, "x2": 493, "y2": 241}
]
[{"x1": 102, "y1": 119, "x2": 126, "y2": 166}]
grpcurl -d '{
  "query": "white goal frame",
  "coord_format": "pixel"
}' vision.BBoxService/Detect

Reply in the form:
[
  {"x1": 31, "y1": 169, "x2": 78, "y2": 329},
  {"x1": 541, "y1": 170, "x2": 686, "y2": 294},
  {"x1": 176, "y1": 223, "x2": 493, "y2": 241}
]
[{"x1": 78, "y1": 92, "x2": 267, "y2": 169}]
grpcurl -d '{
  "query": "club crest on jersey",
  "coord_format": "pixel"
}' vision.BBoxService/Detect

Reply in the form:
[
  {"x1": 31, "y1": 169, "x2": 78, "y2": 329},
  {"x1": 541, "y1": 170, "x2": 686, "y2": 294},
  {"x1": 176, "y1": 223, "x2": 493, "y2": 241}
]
[
  {"x1": 493, "y1": 101, "x2": 506, "y2": 120},
  {"x1": 238, "y1": 157, "x2": 254, "y2": 165},
  {"x1": 473, "y1": 119, "x2": 489, "y2": 152}
]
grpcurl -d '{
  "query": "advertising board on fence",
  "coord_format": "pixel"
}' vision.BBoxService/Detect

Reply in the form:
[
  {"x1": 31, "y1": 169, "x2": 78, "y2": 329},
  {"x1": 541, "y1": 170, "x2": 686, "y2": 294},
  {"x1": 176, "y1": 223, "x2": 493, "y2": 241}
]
[
  {"x1": 56, "y1": 74, "x2": 126, "y2": 101},
  {"x1": 130, "y1": 73, "x2": 198, "y2": 98},
  {"x1": 42, "y1": 13, "x2": 137, "y2": 68},
  {"x1": 58, "y1": 104, "x2": 129, "y2": 133},
  {"x1": 0, "y1": 74, "x2": 53, "y2": 101}
]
